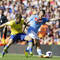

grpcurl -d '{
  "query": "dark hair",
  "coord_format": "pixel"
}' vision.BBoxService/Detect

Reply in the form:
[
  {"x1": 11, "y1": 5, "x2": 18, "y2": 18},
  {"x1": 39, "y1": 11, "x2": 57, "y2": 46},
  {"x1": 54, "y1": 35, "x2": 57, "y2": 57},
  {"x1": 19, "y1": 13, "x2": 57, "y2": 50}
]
[
  {"x1": 16, "y1": 14, "x2": 22, "y2": 20},
  {"x1": 42, "y1": 10, "x2": 45, "y2": 16}
]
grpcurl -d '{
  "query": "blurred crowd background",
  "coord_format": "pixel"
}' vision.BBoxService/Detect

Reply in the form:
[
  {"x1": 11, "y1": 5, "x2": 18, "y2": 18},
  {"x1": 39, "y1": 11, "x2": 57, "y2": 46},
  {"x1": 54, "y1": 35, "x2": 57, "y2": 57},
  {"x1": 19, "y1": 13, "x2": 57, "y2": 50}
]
[{"x1": 0, "y1": 0, "x2": 60, "y2": 45}]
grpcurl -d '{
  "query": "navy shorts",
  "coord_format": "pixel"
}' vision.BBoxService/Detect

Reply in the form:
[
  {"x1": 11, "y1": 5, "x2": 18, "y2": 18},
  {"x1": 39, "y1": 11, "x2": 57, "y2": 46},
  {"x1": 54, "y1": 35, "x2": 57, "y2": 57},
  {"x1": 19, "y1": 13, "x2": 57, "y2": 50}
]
[{"x1": 10, "y1": 33, "x2": 26, "y2": 42}]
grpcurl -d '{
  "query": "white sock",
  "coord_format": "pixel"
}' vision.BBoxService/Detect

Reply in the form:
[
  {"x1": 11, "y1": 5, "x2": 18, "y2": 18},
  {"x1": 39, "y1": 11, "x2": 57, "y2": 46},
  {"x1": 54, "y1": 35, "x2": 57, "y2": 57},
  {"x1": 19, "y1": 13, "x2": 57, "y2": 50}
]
[{"x1": 37, "y1": 48, "x2": 42, "y2": 56}]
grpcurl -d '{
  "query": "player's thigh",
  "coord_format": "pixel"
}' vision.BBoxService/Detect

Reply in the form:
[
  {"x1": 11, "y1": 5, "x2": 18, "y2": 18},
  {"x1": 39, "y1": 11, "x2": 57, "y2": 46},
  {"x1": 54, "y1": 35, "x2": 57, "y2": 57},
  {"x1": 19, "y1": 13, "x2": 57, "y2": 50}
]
[
  {"x1": 7, "y1": 38, "x2": 13, "y2": 46},
  {"x1": 33, "y1": 39, "x2": 36, "y2": 44},
  {"x1": 24, "y1": 35, "x2": 32, "y2": 41}
]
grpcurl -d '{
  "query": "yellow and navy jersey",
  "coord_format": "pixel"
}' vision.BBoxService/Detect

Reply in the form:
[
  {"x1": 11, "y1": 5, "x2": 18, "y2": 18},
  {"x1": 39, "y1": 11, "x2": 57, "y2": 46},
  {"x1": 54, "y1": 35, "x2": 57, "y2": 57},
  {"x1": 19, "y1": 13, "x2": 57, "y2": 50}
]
[{"x1": 5, "y1": 19, "x2": 24, "y2": 35}]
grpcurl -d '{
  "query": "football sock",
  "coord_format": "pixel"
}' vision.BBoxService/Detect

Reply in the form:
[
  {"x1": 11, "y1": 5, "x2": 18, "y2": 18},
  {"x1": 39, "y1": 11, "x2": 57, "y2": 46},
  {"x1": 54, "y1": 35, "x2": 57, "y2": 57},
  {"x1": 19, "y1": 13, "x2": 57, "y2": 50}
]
[{"x1": 37, "y1": 48, "x2": 42, "y2": 56}]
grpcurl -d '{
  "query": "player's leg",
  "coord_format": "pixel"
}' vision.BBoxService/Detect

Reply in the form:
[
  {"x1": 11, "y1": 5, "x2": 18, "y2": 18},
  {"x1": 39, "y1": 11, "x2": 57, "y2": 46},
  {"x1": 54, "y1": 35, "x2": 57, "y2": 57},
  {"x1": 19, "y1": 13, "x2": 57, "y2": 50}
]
[
  {"x1": 28, "y1": 31, "x2": 42, "y2": 56},
  {"x1": 24, "y1": 35, "x2": 33, "y2": 56},
  {"x1": 2, "y1": 38, "x2": 13, "y2": 57},
  {"x1": 16, "y1": 33, "x2": 32, "y2": 57},
  {"x1": 1, "y1": 34, "x2": 16, "y2": 57},
  {"x1": 20, "y1": 33, "x2": 33, "y2": 56},
  {"x1": 3, "y1": 26, "x2": 8, "y2": 53},
  {"x1": 33, "y1": 39, "x2": 42, "y2": 56}
]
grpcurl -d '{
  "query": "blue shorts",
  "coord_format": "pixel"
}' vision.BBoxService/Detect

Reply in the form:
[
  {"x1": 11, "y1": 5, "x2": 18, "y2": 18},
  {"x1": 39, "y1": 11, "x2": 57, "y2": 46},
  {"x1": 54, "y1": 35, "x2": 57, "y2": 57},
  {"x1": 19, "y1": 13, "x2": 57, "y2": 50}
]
[{"x1": 10, "y1": 33, "x2": 26, "y2": 42}]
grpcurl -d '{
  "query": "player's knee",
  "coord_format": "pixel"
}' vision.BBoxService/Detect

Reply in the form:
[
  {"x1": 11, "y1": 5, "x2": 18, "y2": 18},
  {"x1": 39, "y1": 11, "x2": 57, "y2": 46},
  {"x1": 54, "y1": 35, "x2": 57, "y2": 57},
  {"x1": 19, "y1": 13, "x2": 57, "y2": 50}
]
[{"x1": 8, "y1": 39, "x2": 13, "y2": 45}]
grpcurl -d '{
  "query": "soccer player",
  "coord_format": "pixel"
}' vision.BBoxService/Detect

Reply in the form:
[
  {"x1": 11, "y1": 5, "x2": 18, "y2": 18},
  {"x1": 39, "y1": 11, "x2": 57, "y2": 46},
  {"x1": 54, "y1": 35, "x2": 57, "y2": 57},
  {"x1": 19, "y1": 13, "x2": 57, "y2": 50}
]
[
  {"x1": 24, "y1": 10, "x2": 48, "y2": 57},
  {"x1": 0, "y1": 14, "x2": 32, "y2": 57}
]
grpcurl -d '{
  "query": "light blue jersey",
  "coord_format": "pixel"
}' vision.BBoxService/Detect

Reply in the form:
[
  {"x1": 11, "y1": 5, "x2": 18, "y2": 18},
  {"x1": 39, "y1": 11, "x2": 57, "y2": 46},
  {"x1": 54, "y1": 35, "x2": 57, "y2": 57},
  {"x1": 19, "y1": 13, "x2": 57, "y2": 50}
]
[{"x1": 27, "y1": 15, "x2": 48, "y2": 34}]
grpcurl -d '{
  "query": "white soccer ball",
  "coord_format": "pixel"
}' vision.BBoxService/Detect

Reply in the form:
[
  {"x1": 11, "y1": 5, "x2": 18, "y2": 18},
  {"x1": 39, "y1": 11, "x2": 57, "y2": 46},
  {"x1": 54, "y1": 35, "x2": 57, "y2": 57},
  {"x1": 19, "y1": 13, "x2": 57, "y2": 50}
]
[{"x1": 46, "y1": 51, "x2": 52, "y2": 57}]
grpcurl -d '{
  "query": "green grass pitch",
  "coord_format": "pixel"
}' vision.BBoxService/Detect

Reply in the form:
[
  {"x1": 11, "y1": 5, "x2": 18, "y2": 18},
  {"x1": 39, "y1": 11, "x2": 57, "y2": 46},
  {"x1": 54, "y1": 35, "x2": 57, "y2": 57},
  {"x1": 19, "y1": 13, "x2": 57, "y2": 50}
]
[{"x1": 0, "y1": 54, "x2": 60, "y2": 60}]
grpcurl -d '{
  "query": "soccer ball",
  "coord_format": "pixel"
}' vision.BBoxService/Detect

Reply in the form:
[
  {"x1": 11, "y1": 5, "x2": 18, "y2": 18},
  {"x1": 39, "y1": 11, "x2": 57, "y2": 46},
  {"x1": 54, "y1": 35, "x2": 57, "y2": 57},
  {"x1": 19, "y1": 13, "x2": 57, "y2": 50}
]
[{"x1": 46, "y1": 51, "x2": 52, "y2": 58}]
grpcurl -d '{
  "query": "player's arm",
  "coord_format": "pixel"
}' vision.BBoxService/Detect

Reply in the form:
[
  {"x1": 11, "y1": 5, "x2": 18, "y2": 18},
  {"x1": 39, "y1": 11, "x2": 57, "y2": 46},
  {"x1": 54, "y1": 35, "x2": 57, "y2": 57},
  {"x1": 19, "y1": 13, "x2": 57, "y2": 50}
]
[
  {"x1": 23, "y1": 19, "x2": 30, "y2": 32},
  {"x1": 0, "y1": 23, "x2": 7, "y2": 28},
  {"x1": 24, "y1": 22, "x2": 30, "y2": 26},
  {"x1": 24, "y1": 18, "x2": 30, "y2": 26},
  {"x1": 0, "y1": 21, "x2": 12, "y2": 28}
]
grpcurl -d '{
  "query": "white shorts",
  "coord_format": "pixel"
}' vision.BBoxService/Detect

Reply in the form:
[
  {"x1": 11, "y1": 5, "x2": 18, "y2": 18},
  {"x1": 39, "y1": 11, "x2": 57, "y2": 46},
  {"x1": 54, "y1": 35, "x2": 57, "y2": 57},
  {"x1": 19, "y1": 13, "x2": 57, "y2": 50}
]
[{"x1": 28, "y1": 31, "x2": 39, "y2": 39}]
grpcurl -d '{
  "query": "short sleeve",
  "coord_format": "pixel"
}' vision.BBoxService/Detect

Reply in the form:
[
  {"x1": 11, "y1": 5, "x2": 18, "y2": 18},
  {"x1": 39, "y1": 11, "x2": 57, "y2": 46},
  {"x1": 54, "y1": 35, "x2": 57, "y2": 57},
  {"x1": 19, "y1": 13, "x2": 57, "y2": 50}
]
[{"x1": 5, "y1": 20, "x2": 14, "y2": 26}]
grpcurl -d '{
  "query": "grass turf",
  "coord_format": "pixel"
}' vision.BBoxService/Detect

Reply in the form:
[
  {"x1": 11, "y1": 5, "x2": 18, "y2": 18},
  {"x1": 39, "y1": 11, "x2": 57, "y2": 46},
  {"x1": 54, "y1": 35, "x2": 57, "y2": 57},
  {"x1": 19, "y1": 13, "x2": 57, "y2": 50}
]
[{"x1": 0, "y1": 54, "x2": 60, "y2": 60}]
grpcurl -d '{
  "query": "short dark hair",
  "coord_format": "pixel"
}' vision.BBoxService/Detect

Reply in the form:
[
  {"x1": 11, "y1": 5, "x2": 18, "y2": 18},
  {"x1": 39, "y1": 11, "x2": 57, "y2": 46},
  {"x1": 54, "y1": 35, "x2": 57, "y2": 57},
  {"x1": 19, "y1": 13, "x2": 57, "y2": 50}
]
[
  {"x1": 42, "y1": 10, "x2": 45, "y2": 15},
  {"x1": 16, "y1": 14, "x2": 22, "y2": 20}
]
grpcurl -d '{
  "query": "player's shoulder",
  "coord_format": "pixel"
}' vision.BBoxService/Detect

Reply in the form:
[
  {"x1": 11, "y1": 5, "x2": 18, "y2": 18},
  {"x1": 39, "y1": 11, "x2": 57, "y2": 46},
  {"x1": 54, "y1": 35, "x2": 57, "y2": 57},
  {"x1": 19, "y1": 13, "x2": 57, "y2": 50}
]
[
  {"x1": 21, "y1": 18, "x2": 24, "y2": 20},
  {"x1": 21, "y1": 18, "x2": 24, "y2": 22},
  {"x1": 7, "y1": 20, "x2": 15, "y2": 24},
  {"x1": 10, "y1": 20, "x2": 15, "y2": 22}
]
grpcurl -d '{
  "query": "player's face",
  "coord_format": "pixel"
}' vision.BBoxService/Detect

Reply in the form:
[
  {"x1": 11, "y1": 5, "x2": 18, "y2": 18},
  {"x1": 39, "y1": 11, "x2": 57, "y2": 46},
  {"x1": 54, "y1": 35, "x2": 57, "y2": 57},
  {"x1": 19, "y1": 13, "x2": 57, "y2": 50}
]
[
  {"x1": 36, "y1": 11, "x2": 43, "y2": 23},
  {"x1": 16, "y1": 18, "x2": 20, "y2": 23},
  {"x1": 39, "y1": 11, "x2": 43, "y2": 18}
]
